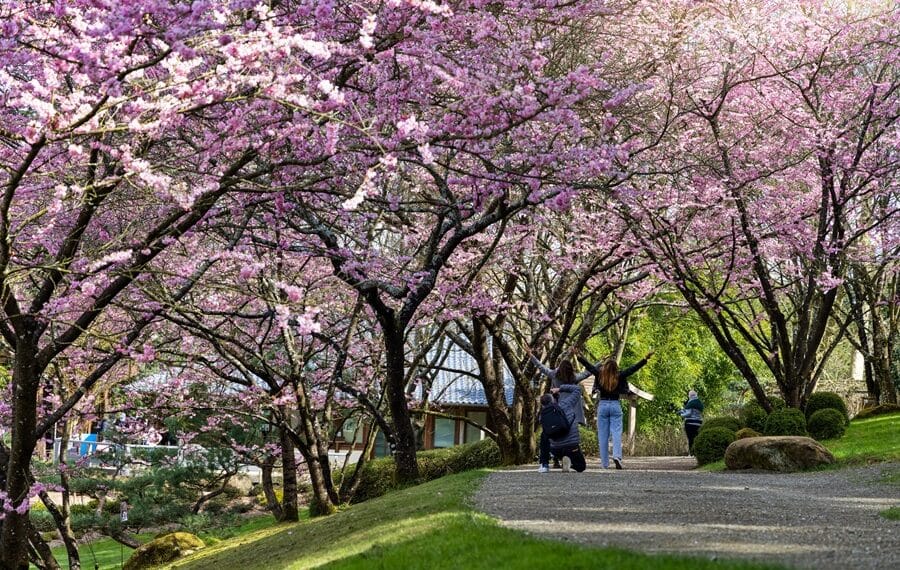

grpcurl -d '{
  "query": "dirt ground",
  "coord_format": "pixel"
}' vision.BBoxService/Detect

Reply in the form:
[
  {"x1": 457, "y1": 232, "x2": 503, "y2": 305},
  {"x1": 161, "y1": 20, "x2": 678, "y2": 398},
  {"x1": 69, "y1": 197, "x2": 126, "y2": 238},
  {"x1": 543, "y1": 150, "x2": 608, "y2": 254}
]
[{"x1": 474, "y1": 457, "x2": 900, "y2": 570}]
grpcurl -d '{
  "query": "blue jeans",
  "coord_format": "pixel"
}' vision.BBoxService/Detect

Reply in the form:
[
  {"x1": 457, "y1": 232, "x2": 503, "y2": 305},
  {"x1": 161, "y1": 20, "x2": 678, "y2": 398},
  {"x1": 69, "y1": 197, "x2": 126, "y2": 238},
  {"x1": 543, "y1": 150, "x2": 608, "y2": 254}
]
[{"x1": 597, "y1": 399, "x2": 623, "y2": 468}]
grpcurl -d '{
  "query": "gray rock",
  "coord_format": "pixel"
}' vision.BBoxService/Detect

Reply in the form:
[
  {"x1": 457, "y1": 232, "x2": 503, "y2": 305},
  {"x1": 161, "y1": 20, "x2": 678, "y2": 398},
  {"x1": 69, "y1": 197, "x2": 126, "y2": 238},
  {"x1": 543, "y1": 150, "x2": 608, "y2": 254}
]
[{"x1": 725, "y1": 436, "x2": 835, "y2": 472}]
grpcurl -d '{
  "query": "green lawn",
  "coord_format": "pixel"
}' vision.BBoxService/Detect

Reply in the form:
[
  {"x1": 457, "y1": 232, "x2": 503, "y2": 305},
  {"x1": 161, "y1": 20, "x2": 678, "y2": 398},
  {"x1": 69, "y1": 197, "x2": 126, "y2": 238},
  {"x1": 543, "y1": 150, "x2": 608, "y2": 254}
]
[
  {"x1": 170, "y1": 470, "x2": 783, "y2": 570},
  {"x1": 46, "y1": 515, "x2": 279, "y2": 570},
  {"x1": 824, "y1": 412, "x2": 900, "y2": 465}
]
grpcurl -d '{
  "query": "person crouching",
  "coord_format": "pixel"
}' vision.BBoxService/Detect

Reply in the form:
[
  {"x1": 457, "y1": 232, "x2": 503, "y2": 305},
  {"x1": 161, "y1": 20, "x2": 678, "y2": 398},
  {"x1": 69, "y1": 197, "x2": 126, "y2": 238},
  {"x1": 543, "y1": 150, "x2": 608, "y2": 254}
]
[{"x1": 540, "y1": 378, "x2": 587, "y2": 473}]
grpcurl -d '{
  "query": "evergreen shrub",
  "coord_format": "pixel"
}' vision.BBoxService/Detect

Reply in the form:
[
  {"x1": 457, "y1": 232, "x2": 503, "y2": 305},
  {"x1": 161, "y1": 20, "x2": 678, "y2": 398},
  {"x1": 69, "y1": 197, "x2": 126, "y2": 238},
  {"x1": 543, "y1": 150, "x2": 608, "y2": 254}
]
[
  {"x1": 764, "y1": 408, "x2": 808, "y2": 436},
  {"x1": 693, "y1": 427, "x2": 736, "y2": 466},
  {"x1": 805, "y1": 392, "x2": 849, "y2": 424},
  {"x1": 807, "y1": 408, "x2": 847, "y2": 440},
  {"x1": 348, "y1": 438, "x2": 502, "y2": 504},
  {"x1": 740, "y1": 401, "x2": 769, "y2": 433},
  {"x1": 699, "y1": 416, "x2": 741, "y2": 434},
  {"x1": 735, "y1": 427, "x2": 762, "y2": 439}
]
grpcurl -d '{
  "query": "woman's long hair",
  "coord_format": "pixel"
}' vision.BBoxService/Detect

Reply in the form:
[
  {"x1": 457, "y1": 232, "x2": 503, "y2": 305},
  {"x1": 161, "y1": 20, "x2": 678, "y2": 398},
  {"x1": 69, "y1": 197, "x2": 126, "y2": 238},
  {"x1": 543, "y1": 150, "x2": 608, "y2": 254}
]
[
  {"x1": 557, "y1": 359, "x2": 576, "y2": 385},
  {"x1": 599, "y1": 359, "x2": 619, "y2": 392}
]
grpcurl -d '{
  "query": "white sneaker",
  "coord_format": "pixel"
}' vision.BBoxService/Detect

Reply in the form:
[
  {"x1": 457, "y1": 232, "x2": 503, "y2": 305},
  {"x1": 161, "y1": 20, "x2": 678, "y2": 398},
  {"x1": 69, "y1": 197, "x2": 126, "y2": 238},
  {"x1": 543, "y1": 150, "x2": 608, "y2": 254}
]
[
  {"x1": 538, "y1": 465, "x2": 550, "y2": 473},
  {"x1": 562, "y1": 456, "x2": 571, "y2": 472}
]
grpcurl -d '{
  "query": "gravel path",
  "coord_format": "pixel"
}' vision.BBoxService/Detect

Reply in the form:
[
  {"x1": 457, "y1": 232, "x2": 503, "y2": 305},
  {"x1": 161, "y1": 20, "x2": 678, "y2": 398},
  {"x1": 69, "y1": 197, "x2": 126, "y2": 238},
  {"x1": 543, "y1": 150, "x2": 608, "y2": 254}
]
[{"x1": 474, "y1": 458, "x2": 900, "y2": 569}]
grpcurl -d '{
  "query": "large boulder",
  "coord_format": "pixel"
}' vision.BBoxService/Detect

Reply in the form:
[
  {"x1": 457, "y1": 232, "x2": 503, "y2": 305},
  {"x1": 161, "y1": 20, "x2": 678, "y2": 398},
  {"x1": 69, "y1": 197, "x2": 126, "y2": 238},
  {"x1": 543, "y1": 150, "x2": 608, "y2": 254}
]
[
  {"x1": 124, "y1": 532, "x2": 205, "y2": 570},
  {"x1": 724, "y1": 436, "x2": 835, "y2": 472}
]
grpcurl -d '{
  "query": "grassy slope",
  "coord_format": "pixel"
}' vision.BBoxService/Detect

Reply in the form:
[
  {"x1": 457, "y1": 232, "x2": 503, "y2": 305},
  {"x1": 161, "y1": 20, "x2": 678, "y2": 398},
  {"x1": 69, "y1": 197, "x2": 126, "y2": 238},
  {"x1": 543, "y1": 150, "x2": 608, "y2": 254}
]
[
  {"x1": 48, "y1": 515, "x2": 278, "y2": 570},
  {"x1": 171, "y1": 470, "x2": 783, "y2": 570},
  {"x1": 824, "y1": 412, "x2": 900, "y2": 464}
]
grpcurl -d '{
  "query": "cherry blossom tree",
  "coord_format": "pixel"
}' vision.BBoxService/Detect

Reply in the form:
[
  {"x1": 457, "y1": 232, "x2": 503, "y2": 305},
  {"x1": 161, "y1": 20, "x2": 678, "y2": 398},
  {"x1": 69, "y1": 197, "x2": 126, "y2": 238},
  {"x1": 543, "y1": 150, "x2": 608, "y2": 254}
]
[
  {"x1": 275, "y1": 0, "x2": 632, "y2": 482},
  {"x1": 605, "y1": 0, "x2": 900, "y2": 409},
  {"x1": 0, "y1": 0, "x2": 397, "y2": 564}
]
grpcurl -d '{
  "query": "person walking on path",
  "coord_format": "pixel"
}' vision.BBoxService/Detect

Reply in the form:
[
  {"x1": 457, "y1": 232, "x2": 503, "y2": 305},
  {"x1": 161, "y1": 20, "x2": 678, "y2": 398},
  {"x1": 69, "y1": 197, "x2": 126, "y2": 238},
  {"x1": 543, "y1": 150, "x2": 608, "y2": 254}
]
[
  {"x1": 527, "y1": 347, "x2": 599, "y2": 470},
  {"x1": 538, "y1": 380, "x2": 587, "y2": 473},
  {"x1": 678, "y1": 390, "x2": 704, "y2": 455},
  {"x1": 578, "y1": 351, "x2": 653, "y2": 469}
]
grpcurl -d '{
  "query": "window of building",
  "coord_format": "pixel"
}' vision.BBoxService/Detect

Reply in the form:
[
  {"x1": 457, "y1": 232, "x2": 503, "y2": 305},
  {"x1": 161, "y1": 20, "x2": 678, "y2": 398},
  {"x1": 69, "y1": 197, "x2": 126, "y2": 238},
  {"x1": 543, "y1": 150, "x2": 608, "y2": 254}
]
[
  {"x1": 433, "y1": 417, "x2": 455, "y2": 448},
  {"x1": 464, "y1": 411, "x2": 487, "y2": 444}
]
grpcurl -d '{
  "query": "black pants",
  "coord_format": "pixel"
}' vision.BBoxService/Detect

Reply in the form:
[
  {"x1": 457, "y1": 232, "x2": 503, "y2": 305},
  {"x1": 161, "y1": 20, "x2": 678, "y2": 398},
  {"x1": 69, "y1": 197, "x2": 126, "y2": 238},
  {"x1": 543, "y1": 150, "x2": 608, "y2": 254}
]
[
  {"x1": 539, "y1": 430, "x2": 559, "y2": 466},
  {"x1": 685, "y1": 423, "x2": 701, "y2": 454},
  {"x1": 548, "y1": 446, "x2": 586, "y2": 472}
]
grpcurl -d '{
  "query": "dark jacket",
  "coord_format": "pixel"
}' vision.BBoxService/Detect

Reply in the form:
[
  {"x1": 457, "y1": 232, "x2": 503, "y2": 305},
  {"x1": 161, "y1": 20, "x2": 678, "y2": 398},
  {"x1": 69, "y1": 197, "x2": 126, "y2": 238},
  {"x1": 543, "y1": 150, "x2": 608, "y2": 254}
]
[
  {"x1": 679, "y1": 397, "x2": 704, "y2": 426},
  {"x1": 577, "y1": 356, "x2": 649, "y2": 400},
  {"x1": 530, "y1": 355, "x2": 599, "y2": 425},
  {"x1": 548, "y1": 384, "x2": 582, "y2": 449}
]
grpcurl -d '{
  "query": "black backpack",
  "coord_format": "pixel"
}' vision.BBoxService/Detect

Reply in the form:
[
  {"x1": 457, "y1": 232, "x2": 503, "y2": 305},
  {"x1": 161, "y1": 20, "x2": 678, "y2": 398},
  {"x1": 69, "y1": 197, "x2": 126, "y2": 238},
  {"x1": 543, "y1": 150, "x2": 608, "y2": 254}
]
[{"x1": 540, "y1": 402, "x2": 571, "y2": 438}]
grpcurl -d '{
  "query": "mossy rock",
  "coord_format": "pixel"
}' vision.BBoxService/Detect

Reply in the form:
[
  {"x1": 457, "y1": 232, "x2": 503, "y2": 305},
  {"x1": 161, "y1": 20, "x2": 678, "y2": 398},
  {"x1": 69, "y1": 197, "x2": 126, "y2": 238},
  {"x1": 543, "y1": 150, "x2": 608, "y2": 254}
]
[
  {"x1": 735, "y1": 427, "x2": 762, "y2": 439},
  {"x1": 855, "y1": 403, "x2": 900, "y2": 419},
  {"x1": 725, "y1": 436, "x2": 835, "y2": 472},
  {"x1": 123, "y1": 532, "x2": 205, "y2": 570}
]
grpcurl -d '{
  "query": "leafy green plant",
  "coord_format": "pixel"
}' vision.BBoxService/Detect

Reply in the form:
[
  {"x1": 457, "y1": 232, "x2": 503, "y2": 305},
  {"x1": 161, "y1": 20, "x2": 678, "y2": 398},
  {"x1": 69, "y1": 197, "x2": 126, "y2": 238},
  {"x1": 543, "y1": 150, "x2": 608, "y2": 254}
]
[
  {"x1": 693, "y1": 427, "x2": 736, "y2": 466},
  {"x1": 764, "y1": 408, "x2": 808, "y2": 436},
  {"x1": 345, "y1": 438, "x2": 502, "y2": 504},
  {"x1": 804, "y1": 392, "x2": 848, "y2": 424},
  {"x1": 735, "y1": 427, "x2": 761, "y2": 439},
  {"x1": 740, "y1": 401, "x2": 769, "y2": 432},
  {"x1": 807, "y1": 408, "x2": 847, "y2": 440},
  {"x1": 700, "y1": 417, "x2": 741, "y2": 434}
]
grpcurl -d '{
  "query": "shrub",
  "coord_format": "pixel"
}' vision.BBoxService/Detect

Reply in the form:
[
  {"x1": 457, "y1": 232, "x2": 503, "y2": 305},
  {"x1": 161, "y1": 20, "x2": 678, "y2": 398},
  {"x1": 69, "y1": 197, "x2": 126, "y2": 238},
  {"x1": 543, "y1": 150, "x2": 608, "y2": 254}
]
[
  {"x1": 854, "y1": 403, "x2": 900, "y2": 420},
  {"x1": 700, "y1": 417, "x2": 741, "y2": 434},
  {"x1": 764, "y1": 408, "x2": 808, "y2": 436},
  {"x1": 768, "y1": 396, "x2": 787, "y2": 410},
  {"x1": 693, "y1": 427, "x2": 736, "y2": 466},
  {"x1": 348, "y1": 438, "x2": 502, "y2": 504},
  {"x1": 805, "y1": 392, "x2": 849, "y2": 424},
  {"x1": 740, "y1": 401, "x2": 769, "y2": 432},
  {"x1": 807, "y1": 408, "x2": 847, "y2": 440},
  {"x1": 735, "y1": 427, "x2": 762, "y2": 439},
  {"x1": 578, "y1": 425, "x2": 598, "y2": 456}
]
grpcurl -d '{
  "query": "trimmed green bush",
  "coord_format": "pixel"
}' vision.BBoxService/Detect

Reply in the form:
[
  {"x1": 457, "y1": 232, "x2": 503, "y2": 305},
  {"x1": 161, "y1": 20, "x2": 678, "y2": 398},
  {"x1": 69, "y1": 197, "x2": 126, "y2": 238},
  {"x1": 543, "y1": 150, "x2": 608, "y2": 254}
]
[
  {"x1": 805, "y1": 392, "x2": 849, "y2": 424},
  {"x1": 347, "y1": 438, "x2": 502, "y2": 504},
  {"x1": 768, "y1": 396, "x2": 787, "y2": 410},
  {"x1": 855, "y1": 403, "x2": 900, "y2": 419},
  {"x1": 764, "y1": 408, "x2": 808, "y2": 436},
  {"x1": 578, "y1": 425, "x2": 598, "y2": 456},
  {"x1": 735, "y1": 427, "x2": 762, "y2": 439},
  {"x1": 740, "y1": 401, "x2": 769, "y2": 432},
  {"x1": 693, "y1": 427, "x2": 736, "y2": 466},
  {"x1": 699, "y1": 416, "x2": 741, "y2": 434},
  {"x1": 807, "y1": 408, "x2": 847, "y2": 440}
]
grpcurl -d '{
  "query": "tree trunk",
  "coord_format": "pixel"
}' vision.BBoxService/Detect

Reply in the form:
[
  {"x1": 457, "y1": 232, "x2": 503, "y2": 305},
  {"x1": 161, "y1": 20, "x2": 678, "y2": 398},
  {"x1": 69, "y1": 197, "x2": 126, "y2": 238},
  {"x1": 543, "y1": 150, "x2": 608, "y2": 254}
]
[
  {"x1": 469, "y1": 319, "x2": 517, "y2": 464},
  {"x1": 38, "y1": 489, "x2": 79, "y2": 570},
  {"x1": 26, "y1": 518, "x2": 59, "y2": 570},
  {"x1": 1, "y1": 339, "x2": 41, "y2": 569},
  {"x1": 382, "y1": 321, "x2": 419, "y2": 483},
  {"x1": 260, "y1": 460, "x2": 284, "y2": 521},
  {"x1": 278, "y1": 427, "x2": 300, "y2": 522}
]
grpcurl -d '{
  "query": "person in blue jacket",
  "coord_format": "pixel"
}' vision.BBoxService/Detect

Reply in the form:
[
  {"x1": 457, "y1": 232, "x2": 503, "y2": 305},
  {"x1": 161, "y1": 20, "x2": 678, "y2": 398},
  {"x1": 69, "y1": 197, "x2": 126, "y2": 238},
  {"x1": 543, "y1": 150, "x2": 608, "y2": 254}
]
[{"x1": 678, "y1": 390, "x2": 704, "y2": 454}]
